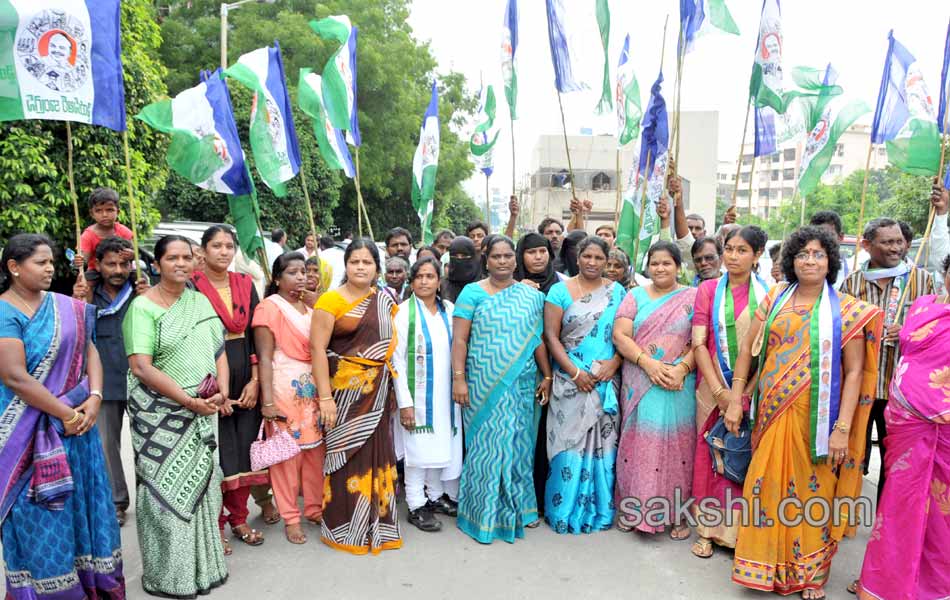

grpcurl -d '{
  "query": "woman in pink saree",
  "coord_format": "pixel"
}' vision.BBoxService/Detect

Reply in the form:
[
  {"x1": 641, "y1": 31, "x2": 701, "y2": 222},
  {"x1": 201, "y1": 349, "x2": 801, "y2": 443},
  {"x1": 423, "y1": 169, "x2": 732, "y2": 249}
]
[{"x1": 857, "y1": 257, "x2": 950, "y2": 600}]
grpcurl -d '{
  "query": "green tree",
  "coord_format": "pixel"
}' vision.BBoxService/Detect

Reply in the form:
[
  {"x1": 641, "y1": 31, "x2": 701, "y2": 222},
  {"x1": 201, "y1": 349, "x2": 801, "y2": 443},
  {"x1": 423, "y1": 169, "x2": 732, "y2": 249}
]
[
  {"x1": 0, "y1": 0, "x2": 167, "y2": 262},
  {"x1": 432, "y1": 187, "x2": 483, "y2": 235},
  {"x1": 159, "y1": 0, "x2": 476, "y2": 242}
]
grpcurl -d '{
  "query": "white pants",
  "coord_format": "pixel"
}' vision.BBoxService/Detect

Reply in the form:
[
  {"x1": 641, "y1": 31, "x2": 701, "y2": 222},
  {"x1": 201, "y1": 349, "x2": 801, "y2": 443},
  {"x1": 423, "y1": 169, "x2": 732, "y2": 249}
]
[{"x1": 404, "y1": 466, "x2": 459, "y2": 511}]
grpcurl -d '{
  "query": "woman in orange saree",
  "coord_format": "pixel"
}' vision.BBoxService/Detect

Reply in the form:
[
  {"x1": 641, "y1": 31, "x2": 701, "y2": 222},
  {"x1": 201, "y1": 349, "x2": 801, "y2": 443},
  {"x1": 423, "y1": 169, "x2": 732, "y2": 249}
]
[{"x1": 724, "y1": 227, "x2": 882, "y2": 599}]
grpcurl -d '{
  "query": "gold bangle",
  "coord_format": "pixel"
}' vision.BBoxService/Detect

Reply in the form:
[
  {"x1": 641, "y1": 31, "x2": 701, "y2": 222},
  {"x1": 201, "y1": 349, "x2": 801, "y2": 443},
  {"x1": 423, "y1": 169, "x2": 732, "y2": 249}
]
[
  {"x1": 634, "y1": 351, "x2": 643, "y2": 366},
  {"x1": 63, "y1": 411, "x2": 82, "y2": 425},
  {"x1": 263, "y1": 402, "x2": 275, "y2": 408},
  {"x1": 543, "y1": 376, "x2": 553, "y2": 380},
  {"x1": 453, "y1": 370, "x2": 465, "y2": 377},
  {"x1": 713, "y1": 387, "x2": 727, "y2": 398},
  {"x1": 571, "y1": 368, "x2": 581, "y2": 381},
  {"x1": 319, "y1": 396, "x2": 334, "y2": 402},
  {"x1": 834, "y1": 420, "x2": 851, "y2": 433},
  {"x1": 733, "y1": 377, "x2": 747, "y2": 384}
]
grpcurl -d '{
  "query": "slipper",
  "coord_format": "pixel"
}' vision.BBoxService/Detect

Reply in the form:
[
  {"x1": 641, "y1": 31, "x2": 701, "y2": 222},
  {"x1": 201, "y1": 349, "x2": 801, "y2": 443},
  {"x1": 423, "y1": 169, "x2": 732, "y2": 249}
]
[
  {"x1": 306, "y1": 515, "x2": 323, "y2": 525},
  {"x1": 670, "y1": 525, "x2": 691, "y2": 541},
  {"x1": 232, "y1": 525, "x2": 264, "y2": 547},
  {"x1": 691, "y1": 537, "x2": 713, "y2": 559},
  {"x1": 847, "y1": 580, "x2": 859, "y2": 595},
  {"x1": 284, "y1": 524, "x2": 307, "y2": 545},
  {"x1": 525, "y1": 520, "x2": 541, "y2": 529},
  {"x1": 260, "y1": 501, "x2": 281, "y2": 525},
  {"x1": 220, "y1": 533, "x2": 233, "y2": 556}
]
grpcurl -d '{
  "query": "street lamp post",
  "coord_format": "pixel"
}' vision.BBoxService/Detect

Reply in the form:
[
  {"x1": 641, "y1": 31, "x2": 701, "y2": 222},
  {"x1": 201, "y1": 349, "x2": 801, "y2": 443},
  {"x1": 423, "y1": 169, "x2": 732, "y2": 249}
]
[{"x1": 220, "y1": 0, "x2": 276, "y2": 69}]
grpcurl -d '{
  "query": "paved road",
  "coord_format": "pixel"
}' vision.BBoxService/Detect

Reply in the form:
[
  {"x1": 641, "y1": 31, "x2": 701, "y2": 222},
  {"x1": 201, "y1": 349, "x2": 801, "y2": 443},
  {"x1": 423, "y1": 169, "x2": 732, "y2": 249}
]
[{"x1": 5, "y1": 419, "x2": 881, "y2": 599}]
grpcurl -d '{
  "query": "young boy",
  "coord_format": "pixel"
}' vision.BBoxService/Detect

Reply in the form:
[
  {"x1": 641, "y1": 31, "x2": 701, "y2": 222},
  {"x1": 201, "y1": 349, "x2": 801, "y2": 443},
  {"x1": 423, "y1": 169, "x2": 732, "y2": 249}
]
[{"x1": 75, "y1": 187, "x2": 134, "y2": 276}]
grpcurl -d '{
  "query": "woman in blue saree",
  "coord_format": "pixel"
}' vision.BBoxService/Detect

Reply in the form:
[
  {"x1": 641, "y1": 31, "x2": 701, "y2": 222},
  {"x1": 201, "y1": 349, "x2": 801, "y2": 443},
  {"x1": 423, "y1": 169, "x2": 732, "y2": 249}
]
[
  {"x1": 542, "y1": 236, "x2": 623, "y2": 534},
  {"x1": 451, "y1": 236, "x2": 553, "y2": 543},
  {"x1": 0, "y1": 234, "x2": 123, "y2": 599}
]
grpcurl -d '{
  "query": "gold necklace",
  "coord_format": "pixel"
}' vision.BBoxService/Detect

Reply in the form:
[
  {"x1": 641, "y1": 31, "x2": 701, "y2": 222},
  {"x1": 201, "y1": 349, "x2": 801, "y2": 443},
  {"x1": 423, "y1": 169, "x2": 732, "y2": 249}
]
[
  {"x1": 157, "y1": 284, "x2": 182, "y2": 308},
  {"x1": 8, "y1": 288, "x2": 42, "y2": 315}
]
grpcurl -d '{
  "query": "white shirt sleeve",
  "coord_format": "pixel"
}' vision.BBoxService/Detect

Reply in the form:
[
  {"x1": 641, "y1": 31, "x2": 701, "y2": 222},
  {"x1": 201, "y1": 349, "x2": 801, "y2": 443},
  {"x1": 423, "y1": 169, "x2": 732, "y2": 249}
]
[
  {"x1": 926, "y1": 212, "x2": 949, "y2": 278},
  {"x1": 391, "y1": 302, "x2": 414, "y2": 410}
]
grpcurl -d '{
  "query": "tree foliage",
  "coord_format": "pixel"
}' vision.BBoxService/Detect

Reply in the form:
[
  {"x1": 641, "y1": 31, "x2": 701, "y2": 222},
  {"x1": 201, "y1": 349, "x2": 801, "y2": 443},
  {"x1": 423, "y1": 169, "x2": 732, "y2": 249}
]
[
  {"x1": 0, "y1": 0, "x2": 166, "y2": 263},
  {"x1": 158, "y1": 0, "x2": 477, "y2": 242}
]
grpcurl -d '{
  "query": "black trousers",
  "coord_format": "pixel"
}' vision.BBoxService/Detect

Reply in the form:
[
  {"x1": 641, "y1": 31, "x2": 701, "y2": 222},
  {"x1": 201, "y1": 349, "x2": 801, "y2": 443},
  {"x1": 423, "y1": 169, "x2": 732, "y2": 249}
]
[
  {"x1": 533, "y1": 404, "x2": 549, "y2": 517},
  {"x1": 862, "y1": 398, "x2": 888, "y2": 502}
]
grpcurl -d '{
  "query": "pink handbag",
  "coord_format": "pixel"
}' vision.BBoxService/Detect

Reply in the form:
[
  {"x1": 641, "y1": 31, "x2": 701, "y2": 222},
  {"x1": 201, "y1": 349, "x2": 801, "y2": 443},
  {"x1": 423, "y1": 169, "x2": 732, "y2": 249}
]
[{"x1": 250, "y1": 420, "x2": 300, "y2": 471}]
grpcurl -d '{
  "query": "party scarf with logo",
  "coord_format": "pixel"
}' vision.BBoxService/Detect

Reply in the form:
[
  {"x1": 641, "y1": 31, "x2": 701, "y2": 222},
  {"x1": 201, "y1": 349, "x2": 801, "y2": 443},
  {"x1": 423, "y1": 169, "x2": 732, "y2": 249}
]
[
  {"x1": 712, "y1": 272, "x2": 770, "y2": 386},
  {"x1": 406, "y1": 296, "x2": 453, "y2": 434},
  {"x1": 753, "y1": 281, "x2": 842, "y2": 461}
]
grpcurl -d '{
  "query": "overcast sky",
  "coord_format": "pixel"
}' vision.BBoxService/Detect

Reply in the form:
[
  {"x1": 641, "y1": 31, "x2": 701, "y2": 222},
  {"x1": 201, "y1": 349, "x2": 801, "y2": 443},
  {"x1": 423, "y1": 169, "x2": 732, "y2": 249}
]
[{"x1": 407, "y1": 0, "x2": 949, "y2": 197}]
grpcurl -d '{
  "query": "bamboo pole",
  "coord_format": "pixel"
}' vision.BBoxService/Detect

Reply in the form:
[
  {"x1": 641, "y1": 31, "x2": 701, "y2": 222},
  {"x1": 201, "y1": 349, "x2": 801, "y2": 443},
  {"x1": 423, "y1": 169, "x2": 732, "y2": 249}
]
[
  {"x1": 632, "y1": 149, "x2": 652, "y2": 270},
  {"x1": 485, "y1": 174, "x2": 491, "y2": 232},
  {"x1": 852, "y1": 142, "x2": 876, "y2": 273},
  {"x1": 613, "y1": 148, "x2": 623, "y2": 229},
  {"x1": 121, "y1": 131, "x2": 140, "y2": 275},
  {"x1": 510, "y1": 118, "x2": 516, "y2": 197},
  {"x1": 65, "y1": 122, "x2": 81, "y2": 254},
  {"x1": 672, "y1": 27, "x2": 686, "y2": 169},
  {"x1": 556, "y1": 90, "x2": 577, "y2": 204},
  {"x1": 798, "y1": 191, "x2": 805, "y2": 226},
  {"x1": 298, "y1": 154, "x2": 321, "y2": 291},
  {"x1": 354, "y1": 147, "x2": 374, "y2": 241},
  {"x1": 730, "y1": 100, "x2": 753, "y2": 210},
  {"x1": 747, "y1": 154, "x2": 757, "y2": 217}
]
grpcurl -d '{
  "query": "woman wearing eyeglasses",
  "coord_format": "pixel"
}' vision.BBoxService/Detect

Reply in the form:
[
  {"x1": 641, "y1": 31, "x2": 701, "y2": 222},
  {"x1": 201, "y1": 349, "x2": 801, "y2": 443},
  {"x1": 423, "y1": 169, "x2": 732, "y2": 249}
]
[{"x1": 724, "y1": 227, "x2": 882, "y2": 599}]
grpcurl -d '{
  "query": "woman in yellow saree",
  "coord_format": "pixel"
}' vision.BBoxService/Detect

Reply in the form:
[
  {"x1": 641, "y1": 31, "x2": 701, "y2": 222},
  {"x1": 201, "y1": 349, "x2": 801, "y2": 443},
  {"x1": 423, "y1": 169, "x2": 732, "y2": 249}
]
[{"x1": 724, "y1": 227, "x2": 882, "y2": 599}]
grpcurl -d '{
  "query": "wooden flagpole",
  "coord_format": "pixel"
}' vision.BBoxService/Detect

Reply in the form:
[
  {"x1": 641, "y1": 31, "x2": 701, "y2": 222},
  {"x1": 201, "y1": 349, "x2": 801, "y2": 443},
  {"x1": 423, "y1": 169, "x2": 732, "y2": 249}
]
[
  {"x1": 612, "y1": 148, "x2": 623, "y2": 229},
  {"x1": 65, "y1": 123, "x2": 81, "y2": 254},
  {"x1": 747, "y1": 154, "x2": 757, "y2": 216},
  {"x1": 485, "y1": 174, "x2": 491, "y2": 232},
  {"x1": 657, "y1": 16, "x2": 672, "y2": 206},
  {"x1": 852, "y1": 142, "x2": 876, "y2": 273},
  {"x1": 120, "y1": 130, "x2": 141, "y2": 274},
  {"x1": 510, "y1": 118, "x2": 516, "y2": 198},
  {"x1": 730, "y1": 100, "x2": 753, "y2": 209},
  {"x1": 297, "y1": 155, "x2": 321, "y2": 288},
  {"x1": 632, "y1": 149, "x2": 653, "y2": 270},
  {"x1": 556, "y1": 90, "x2": 577, "y2": 205},
  {"x1": 354, "y1": 147, "x2": 374, "y2": 241},
  {"x1": 672, "y1": 27, "x2": 686, "y2": 169}
]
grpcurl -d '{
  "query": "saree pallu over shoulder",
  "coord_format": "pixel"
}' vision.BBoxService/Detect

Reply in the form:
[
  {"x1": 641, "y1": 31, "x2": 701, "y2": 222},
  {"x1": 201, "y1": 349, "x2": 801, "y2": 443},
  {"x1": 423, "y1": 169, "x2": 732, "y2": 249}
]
[
  {"x1": 0, "y1": 293, "x2": 124, "y2": 600},
  {"x1": 322, "y1": 290, "x2": 398, "y2": 475},
  {"x1": 463, "y1": 284, "x2": 544, "y2": 444},
  {"x1": 0, "y1": 293, "x2": 94, "y2": 521},
  {"x1": 127, "y1": 291, "x2": 224, "y2": 522},
  {"x1": 320, "y1": 290, "x2": 402, "y2": 555}
]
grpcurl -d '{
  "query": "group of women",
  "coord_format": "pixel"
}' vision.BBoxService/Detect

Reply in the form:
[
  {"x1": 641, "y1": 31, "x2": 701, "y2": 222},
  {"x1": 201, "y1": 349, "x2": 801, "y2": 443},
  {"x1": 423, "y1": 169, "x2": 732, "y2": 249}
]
[{"x1": 0, "y1": 219, "x2": 947, "y2": 600}]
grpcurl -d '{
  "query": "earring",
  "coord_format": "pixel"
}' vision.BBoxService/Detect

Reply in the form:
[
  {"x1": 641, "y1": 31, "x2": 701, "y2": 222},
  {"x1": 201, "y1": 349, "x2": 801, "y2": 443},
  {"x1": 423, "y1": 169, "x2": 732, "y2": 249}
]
[{"x1": 12, "y1": 272, "x2": 18, "y2": 277}]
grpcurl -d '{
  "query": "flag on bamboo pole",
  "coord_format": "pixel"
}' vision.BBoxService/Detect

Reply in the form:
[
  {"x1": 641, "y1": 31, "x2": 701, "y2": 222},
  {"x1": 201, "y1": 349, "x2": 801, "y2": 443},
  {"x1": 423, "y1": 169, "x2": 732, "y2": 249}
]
[
  {"x1": 501, "y1": 0, "x2": 518, "y2": 119},
  {"x1": 797, "y1": 64, "x2": 839, "y2": 132},
  {"x1": 617, "y1": 71, "x2": 668, "y2": 267},
  {"x1": 309, "y1": 15, "x2": 361, "y2": 146},
  {"x1": 0, "y1": 0, "x2": 126, "y2": 131},
  {"x1": 470, "y1": 85, "x2": 498, "y2": 177},
  {"x1": 616, "y1": 34, "x2": 642, "y2": 147},
  {"x1": 797, "y1": 99, "x2": 870, "y2": 196},
  {"x1": 594, "y1": 0, "x2": 611, "y2": 113},
  {"x1": 136, "y1": 70, "x2": 261, "y2": 255},
  {"x1": 938, "y1": 19, "x2": 949, "y2": 134},
  {"x1": 412, "y1": 82, "x2": 439, "y2": 245},
  {"x1": 298, "y1": 68, "x2": 355, "y2": 178},
  {"x1": 871, "y1": 31, "x2": 941, "y2": 176},
  {"x1": 225, "y1": 42, "x2": 302, "y2": 196},
  {"x1": 679, "y1": 0, "x2": 740, "y2": 54},
  {"x1": 545, "y1": 0, "x2": 609, "y2": 108}
]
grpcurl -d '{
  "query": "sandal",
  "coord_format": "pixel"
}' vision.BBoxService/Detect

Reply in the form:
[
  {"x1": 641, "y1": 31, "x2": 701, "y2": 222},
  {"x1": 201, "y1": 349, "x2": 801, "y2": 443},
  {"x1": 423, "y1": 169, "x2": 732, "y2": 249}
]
[
  {"x1": 670, "y1": 524, "x2": 691, "y2": 541},
  {"x1": 284, "y1": 523, "x2": 307, "y2": 544},
  {"x1": 220, "y1": 532, "x2": 233, "y2": 556},
  {"x1": 306, "y1": 515, "x2": 322, "y2": 525},
  {"x1": 847, "y1": 580, "x2": 859, "y2": 595},
  {"x1": 691, "y1": 537, "x2": 714, "y2": 558},
  {"x1": 260, "y1": 500, "x2": 281, "y2": 525},
  {"x1": 232, "y1": 524, "x2": 264, "y2": 546},
  {"x1": 525, "y1": 520, "x2": 541, "y2": 529}
]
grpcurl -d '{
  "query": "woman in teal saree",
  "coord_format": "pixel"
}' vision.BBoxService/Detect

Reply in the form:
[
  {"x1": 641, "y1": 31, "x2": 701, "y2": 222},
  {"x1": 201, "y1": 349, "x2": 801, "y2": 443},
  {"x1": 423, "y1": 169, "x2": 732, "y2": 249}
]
[
  {"x1": 124, "y1": 236, "x2": 230, "y2": 598},
  {"x1": 451, "y1": 236, "x2": 553, "y2": 544}
]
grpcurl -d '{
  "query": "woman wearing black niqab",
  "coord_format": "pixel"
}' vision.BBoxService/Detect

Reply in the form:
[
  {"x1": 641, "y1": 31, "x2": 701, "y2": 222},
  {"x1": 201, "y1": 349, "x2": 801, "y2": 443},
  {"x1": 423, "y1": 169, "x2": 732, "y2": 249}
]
[
  {"x1": 557, "y1": 230, "x2": 588, "y2": 277},
  {"x1": 440, "y1": 236, "x2": 480, "y2": 303},
  {"x1": 514, "y1": 233, "x2": 559, "y2": 295}
]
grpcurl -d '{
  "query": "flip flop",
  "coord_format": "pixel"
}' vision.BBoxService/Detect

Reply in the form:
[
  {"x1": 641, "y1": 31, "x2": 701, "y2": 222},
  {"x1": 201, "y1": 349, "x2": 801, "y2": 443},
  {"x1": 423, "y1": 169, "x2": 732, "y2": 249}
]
[
  {"x1": 260, "y1": 501, "x2": 281, "y2": 525},
  {"x1": 691, "y1": 537, "x2": 713, "y2": 558},
  {"x1": 670, "y1": 525, "x2": 691, "y2": 541},
  {"x1": 847, "y1": 580, "x2": 859, "y2": 595},
  {"x1": 220, "y1": 533, "x2": 233, "y2": 556},
  {"x1": 284, "y1": 524, "x2": 307, "y2": 545}
]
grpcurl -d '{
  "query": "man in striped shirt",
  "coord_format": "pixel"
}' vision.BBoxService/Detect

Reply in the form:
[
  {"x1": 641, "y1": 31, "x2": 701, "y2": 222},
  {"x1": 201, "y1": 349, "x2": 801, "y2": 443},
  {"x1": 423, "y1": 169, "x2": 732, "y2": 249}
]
[{"x1": 842, "y1": 217, "x2": 935, "y2": 501}]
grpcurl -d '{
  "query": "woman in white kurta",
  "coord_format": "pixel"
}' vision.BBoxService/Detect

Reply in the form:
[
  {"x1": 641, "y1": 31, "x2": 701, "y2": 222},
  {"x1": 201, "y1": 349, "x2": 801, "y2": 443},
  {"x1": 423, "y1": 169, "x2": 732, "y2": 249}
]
[{"x1": 393, "y1": 257, "x2": 463, "y2": 532}]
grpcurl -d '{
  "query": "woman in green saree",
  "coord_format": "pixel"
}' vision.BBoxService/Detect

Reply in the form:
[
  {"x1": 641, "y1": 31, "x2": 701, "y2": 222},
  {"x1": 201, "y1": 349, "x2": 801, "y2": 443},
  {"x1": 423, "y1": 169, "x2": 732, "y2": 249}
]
[{"x1": 124, "y1": 235, "x2": 230, "y2": 598}]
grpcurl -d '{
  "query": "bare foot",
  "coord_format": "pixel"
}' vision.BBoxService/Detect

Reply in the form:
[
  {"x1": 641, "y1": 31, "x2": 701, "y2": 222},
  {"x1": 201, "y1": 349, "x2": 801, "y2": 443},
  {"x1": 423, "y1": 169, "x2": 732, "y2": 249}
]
[
  {"x1": 285, "y1": 523, "x2": 307, "y2": 544},
  {"x1": 802, "y1": 587, "x2": 826, "y2": 600}
]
